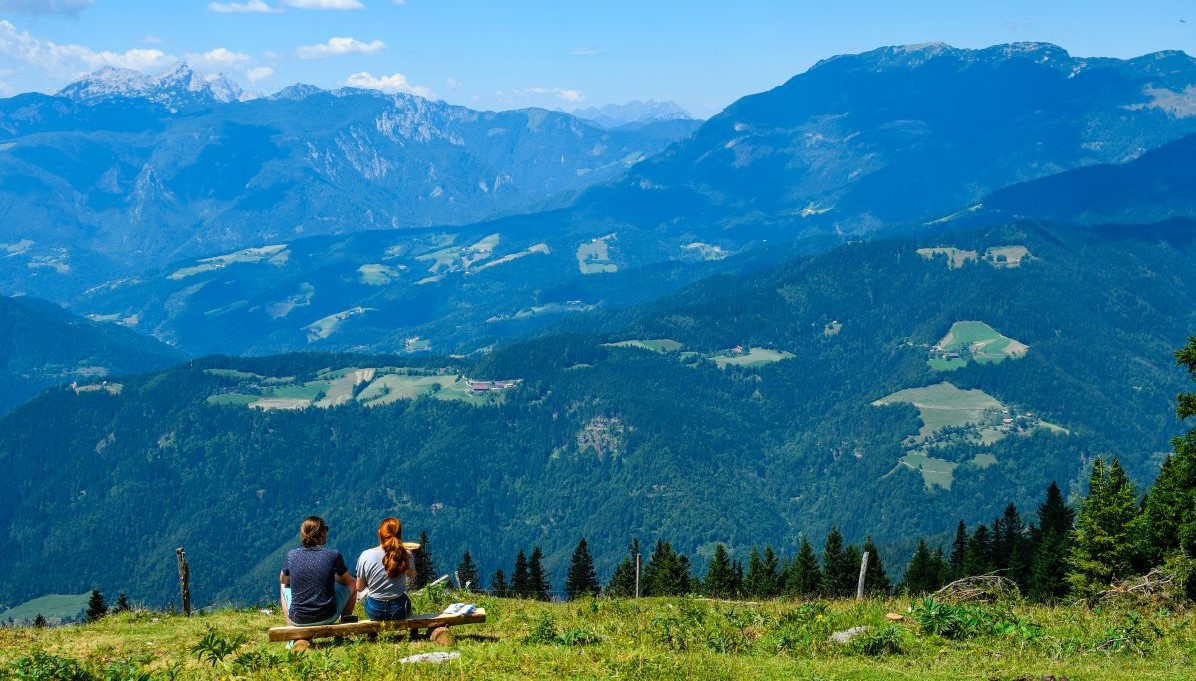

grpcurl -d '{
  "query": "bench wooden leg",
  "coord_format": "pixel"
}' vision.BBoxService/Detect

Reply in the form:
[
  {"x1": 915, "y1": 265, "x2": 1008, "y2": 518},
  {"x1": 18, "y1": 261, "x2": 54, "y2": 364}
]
[{"x1": 430, "y1": 627, "x2": 454, "y2": 646}]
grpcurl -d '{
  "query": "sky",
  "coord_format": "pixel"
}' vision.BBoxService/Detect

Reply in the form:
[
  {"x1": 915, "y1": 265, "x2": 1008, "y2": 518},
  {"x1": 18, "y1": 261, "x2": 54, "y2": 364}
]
[{"x1": 0, "y1": 0, "x2": 1193, "y2": 117}]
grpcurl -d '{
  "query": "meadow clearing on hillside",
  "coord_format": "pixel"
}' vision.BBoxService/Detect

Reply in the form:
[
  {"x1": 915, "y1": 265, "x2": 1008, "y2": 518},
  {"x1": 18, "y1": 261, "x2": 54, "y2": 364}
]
[
  {"x1": 930, "y1": 321, "x2": 1029, "y2": 370},
  {"x1": 2, "y1": 592, "x2": 1192, "y2": 680}
]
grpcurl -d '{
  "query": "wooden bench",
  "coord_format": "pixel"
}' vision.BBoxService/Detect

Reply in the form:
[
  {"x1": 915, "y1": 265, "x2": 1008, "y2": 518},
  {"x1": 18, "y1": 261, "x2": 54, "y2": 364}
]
[{"x1": 268, "y1": 608, "x2": 487, "y2": 644}]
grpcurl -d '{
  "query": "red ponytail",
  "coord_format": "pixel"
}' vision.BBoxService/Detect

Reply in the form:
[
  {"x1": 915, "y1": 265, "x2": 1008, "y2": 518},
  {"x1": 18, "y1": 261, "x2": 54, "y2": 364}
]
[{"x1": 378, "y1": 517, "x2": 410, "y2": 579}]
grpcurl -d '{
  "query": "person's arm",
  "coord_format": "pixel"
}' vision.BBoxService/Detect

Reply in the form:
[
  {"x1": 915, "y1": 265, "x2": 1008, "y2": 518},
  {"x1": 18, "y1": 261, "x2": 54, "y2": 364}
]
[
  {"x1": 405, "y1": 549, "x2": 417, "y2": 580},
  {"x1": 334, "y1": 552, "x2": 353, "y2": 586},
  {"x1": 279, "y1": 570, "x2": 290, "y2": 586}
]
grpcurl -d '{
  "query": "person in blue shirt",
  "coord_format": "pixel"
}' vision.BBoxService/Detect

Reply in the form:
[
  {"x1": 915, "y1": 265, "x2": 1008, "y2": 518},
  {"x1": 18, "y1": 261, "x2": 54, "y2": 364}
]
[{"x1": 279, "y1": 516, "x2": 358, "y2": 625}]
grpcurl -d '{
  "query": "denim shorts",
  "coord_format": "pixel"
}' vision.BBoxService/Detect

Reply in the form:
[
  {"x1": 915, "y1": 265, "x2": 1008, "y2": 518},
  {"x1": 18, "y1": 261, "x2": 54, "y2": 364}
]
[
  {"x1": 283, "y1": 582, "x2": 351, "y2": 626},
  {"x1": 364, "y1": 593, "x2": 411, "y2": 621}
]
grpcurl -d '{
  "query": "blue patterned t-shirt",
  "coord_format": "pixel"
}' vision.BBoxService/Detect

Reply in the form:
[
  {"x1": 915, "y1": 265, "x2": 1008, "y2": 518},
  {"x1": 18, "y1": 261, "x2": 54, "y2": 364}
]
[{"x1": 283, "y1": 546, "x2": 348, "y2": 623}]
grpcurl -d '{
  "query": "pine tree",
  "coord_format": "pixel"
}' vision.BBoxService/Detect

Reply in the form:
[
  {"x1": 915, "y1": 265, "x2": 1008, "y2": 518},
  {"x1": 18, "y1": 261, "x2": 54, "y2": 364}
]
[
  {"x1": 511, "y1": 550, "x2": 530, "y2": 598},
  {"x1": 33, "y1": 614, "x2": 46, "y2": 628},
  {"x1": 820, "y1": 527, "x2": 852, "y2": 597},
  {"x1": 528, "y1": 546, "x2": 552, "y2": 601},
  {"x1": 565, "y1": 538, "x2": 600, "y2": 600},
  {"x1": 703, "y1": 543, "x2": 737, "y2": 598},
  {"x1": 743, "y1": 547, "x2": 765, "y2": 598},
  {"x1": 85, "y1": 589, "x2": 107, "y2": 623},
  {"x1": 114, "y1": 592, "x2": 130, "y2": 613},
  {"x1": 413, "y1": 531, "x2": 436, "y2": 588},
  {"x1": 861, "y1": 537, "x2": 891, "y2": 596},
  {"x1": 1067, "y1": 458, "x2": 1141, "y2": 596},
  {"x1": 457, "y1": 551, "x2": 479, "y2": 592},
  {"x1": 490, "y1": 569, "x2": 508, "y2": 597},
  {"x1": 1028, "y1": 481, "x2": 1075, "y2": 602},
  {"x1": 1139, "y1": 338, "x2": 1196, "y2": 597},
  {"x1": 787, "y1": 536, "x2": 822, "y2": 597},
  {"x1": 933, "y1": 547, "x2": 950, "y2": 587},
  {"x1": 605, "y1": 539, "x2": 639, "y2": 597},
  {"x1": 643, "y1": 539, "x2": 691, "y2": 596},
  {"x1": 903, "y1": 539, "x2": 940, "y2": 594},
  {"x1": 962, "y1": 525, "x2": 994, "y2": 577},
  {"x1": 948, "y1": 520, "x2": 968, "y2": 580}
]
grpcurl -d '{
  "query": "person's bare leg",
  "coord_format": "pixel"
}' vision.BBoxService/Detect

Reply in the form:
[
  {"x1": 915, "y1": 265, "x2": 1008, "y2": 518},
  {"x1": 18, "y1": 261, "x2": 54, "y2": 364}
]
[
  {"x1": 341, "y1": 586, "x2": 357, "y2": 618},
  {"x1": 280, "y1": 584, "x2": 293, "y2": 626}
]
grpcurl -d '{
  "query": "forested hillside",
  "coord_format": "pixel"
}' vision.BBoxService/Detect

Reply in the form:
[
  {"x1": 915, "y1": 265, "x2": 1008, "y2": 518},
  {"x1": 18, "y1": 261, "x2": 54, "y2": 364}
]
[
  {"x1": 2, "y1": 219, "x2": 1192, "y2": 609},
  {"x1": 0, "y1": 295, "x2": 180, "y2": 413}
]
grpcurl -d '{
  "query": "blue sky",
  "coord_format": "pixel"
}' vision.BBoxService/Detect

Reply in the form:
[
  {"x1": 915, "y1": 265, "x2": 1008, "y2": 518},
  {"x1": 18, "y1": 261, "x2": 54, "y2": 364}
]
[{"x1": 0, "y1": 0, "x2": 1192, "y2": 117}]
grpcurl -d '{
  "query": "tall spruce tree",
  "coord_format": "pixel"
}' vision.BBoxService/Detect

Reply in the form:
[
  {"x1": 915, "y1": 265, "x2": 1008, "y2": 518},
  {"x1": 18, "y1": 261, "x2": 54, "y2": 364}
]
[
  {"x1": 114, "y1": 592, "x2": 130, "y2": 613},
  {"x1": 948, "y1": 520, "x2": 969, "y2": 580},
  {"x1": 861, "y1": 537, "x2": 891, "y2": 596},
  {"x1": 903, "y1": 539, "x2": 941, "y2": 594},
  {"x1": 1067, "y1": 458, "x2": 1141, "y2": 596},
  {"x1": 703, "y1": 543, "x2": 737, "y2": 598},
  {"x1": 490, "y1": 569, "x2": 508, "y2": 597},
  {"x1": 605, "y1": 539, "x2": 639, "y2": 597},
  {"x1": 85, "y1": 589, "x2": 107, "y2": 623},
  {"x1": 1139, "y1": 337, "x2": 1196, "y2": 597},
  {"x1": 528, "y1": 546, "x2": 552, "y2": 601},
  {"x1": 787, "y1": 536, "x2": 822, "y2": 597},
  {"x1": 457, "y1": 551, "x2": 479, "y2": 592},
  {"x1": 565, "y1": 538, "x2": 600, "y2": 600},
  {"x1": 821, "y1": 527, "x2": 853, "y2": 597},
  {"x1": 1028, "y1": 481, "x2": 1075, "y2": 601},
  {"x1": 743, "y1": 547, "x2": 765, "y2": 598},
  {"x1": 511, "y1": 550, "x2": 530, "y2": 598},
  {"x1": 413, "y1": 531, "x2": 436, "y2": 588},
  {"x1": 962, "y1": 525, "x2": 994, "y2": 577},
  {"x1": 643, "y1": 539, "x2": 691, "y2": 596}
]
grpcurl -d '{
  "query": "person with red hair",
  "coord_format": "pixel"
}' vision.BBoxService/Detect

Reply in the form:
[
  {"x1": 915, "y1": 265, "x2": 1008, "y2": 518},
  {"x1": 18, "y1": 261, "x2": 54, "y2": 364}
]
[{"x1": 355, "y1": 517, "x2": 417, "y2": 620}]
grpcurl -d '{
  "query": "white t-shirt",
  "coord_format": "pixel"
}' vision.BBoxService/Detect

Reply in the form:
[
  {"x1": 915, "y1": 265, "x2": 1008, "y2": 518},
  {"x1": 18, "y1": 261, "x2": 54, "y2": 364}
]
[{"x1": 355, "y1": 546, "x2": 413, "y2": 601}]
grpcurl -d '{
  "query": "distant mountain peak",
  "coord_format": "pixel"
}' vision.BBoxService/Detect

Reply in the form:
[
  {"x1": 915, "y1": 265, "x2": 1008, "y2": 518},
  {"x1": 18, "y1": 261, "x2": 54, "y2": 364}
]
[
  {"x1": 57, "y1": 62, "x2": 243, "y2": 108},
  {"x1": 813, "y1": 41, "x2": 1075, "y2": 74},
  {"x1": 573, "y1": 100, "x2": 696, "y2": 128}
]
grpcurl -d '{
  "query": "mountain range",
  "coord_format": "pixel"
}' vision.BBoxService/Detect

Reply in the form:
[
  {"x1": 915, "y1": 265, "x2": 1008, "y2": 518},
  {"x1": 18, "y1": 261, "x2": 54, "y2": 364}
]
[
  {"x1": 2, "y1": 42, "x2": 1196, "y2": 608},
  {"x1": 0, "y1": 64, "x2": 701, "y2": 300}
]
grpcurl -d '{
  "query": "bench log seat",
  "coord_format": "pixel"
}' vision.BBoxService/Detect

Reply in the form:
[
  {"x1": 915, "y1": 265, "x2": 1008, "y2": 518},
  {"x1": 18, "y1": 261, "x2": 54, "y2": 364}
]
[{"x1": 268, "y1": 608, "x2": 486, "y2": 642}]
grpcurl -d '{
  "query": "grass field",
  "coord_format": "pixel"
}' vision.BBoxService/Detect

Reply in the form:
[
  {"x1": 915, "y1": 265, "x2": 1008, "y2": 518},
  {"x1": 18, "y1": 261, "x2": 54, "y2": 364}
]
[
  {"x1": 302, "y1": 307, "x2": 370, "y2": 341},
  {"x1": 168, "y1": 245, "x2": 287, "y2": 280},
  {"x1": 357, "y1": 264, "x2": 402, "y2": 286},
  {"x1": 605, "y1": 339, "x2": 684, "y2": 353},
  {"x1": 934, "y1": 321, "x2": 1028, "y2": 366},
  {"x1": 0, "y1": 593, "x2": 88, "y2": 626},
  {"x1": 984, "y1": 245, "x2": 1031, "y2": 268},
  {"x1": 915, "y1": 246, "x2": 978, "y2": 269},
  {"x1": 576, "y1": 236, "x2": 618, "y2": 274},
  {"x1": 712, "y1": 348, "x2": 795, "y2": 369},
  {"x1": 3, "y1": 594, "x2": 1192, "y2": 680},
  {"x1": 873, "y1": 382, "x2": 1003, "y2": 440},
  {"x1": 899, "y1": 452, "x2": 957, "y2": 490},
  {"x1": 474, "y1": 243, "x2": 551, "y2": 272}
]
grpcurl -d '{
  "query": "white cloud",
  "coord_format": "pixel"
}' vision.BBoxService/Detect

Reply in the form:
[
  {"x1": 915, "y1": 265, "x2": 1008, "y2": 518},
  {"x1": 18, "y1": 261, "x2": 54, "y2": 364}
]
[
  {"x1": 188, "y1": 47, "x2": 253, "y2": 68},
  {"x1": 0, "y1": 20, "x2": 174, "y2": 78},
  {"x1": 570, "y1": 47, "x2": 602, "y2": 56},
  {"x1": 209, "y1": 0, "x2": 282, "y2": 13},
  {"x1": 344, "y1": 71, "x2": 431, "y2": 97},
  {"x1": 514, "y1": 86, "x2": 584, "y2": 103},
  {"x1": 0, "y1": 0, "x2": 93, "y2": 15},
  {"x1": 392, "y1": 0, "x2": 406, "y2": 5},
  {"x1": 296, "y1": 36, "x2": 385, "y2": 59},
  {"x1": 281, "y1": 0, "x2": 363, "y2": 9},
  {"x1": 556, "y1": 88, "x2": 581, "y2": 102},
  {"x1": 445, "y1": 77, "x2": 462, "y2": 88},
  {"x1": 141, "y1": 35, "x2": 164, "y2": 45},
  {"x1": 245, "y1": 66, "x2": 274, "y2": 82}
]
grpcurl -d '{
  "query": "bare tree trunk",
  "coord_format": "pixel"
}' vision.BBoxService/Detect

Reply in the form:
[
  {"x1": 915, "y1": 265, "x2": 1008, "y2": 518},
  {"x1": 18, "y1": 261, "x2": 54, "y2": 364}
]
[
  {"x1": 856, "y1": 551, "x2": 870, "y2": 600},
  {"x1": 176, "y1": 547, "x2": 191, "y2": 616}
]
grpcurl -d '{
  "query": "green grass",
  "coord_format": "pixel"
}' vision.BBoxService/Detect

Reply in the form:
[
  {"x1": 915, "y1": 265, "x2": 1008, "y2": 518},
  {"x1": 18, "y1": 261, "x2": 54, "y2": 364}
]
[
  {"x1": 931, "y1": 321, "x2": 1028, "y2": 369},
  {"x1": 712, "y1": 348, "x2": 796, "y2": 369},
  {"x1": 0, "y1": 593, "x2": 88, "y2": 626},
  {"x1": 576, "y1": 238, "x2": 618, "y2": 274},
  {"x1": 206, "y1": 394, "x2": 260, "y2": 406},
  {"x1": 358, "y1": 264, "x2": 401, "y2": 285},
  {"x1": 605, "y1": 339, "x2": 683, "y2": 353},
  {"x1": 3, "y1": 595, "x2": 1193, "y2": 680},
  {"x1": 899, "y1": 453, "x2": 958, "y2": 490},
  {"x1": 873, "y1": 382, "x2": 1003, "y2": 440}
]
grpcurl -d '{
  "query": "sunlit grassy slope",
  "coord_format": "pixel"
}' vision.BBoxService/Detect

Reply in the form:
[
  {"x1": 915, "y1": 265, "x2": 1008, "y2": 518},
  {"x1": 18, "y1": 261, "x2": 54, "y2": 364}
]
[{"x1": 2, "y1": 591, "x2": 1192, "y2": 680}]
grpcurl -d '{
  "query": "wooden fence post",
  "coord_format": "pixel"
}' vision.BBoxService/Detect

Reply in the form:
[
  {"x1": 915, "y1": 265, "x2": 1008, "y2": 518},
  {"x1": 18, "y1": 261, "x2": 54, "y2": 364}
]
[
  {"x1": 176, "y1": 547, "x2": 191, "y2": 616},
  {"x1": 856, "y1": 551, "x2": 870, "y2": 600}
]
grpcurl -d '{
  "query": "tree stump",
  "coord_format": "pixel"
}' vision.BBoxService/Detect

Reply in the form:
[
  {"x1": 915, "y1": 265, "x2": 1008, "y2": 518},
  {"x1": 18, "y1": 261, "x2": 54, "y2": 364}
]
[
  {"x1": 290, "y1": 639, "x2": 311, "y2": 653},
  {"x1": 429, "y1": 626, "x2": 454, "y2": 646}
]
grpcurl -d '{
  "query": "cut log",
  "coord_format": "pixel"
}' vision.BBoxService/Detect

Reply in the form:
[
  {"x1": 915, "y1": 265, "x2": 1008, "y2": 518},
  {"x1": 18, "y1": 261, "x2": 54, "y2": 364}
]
[
  {"x1": 429, "y1": 626, "x2": 454, "y2": 645},
  {"x1": 268, "y1": 608, "x2": 486, "y2": 642}
]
